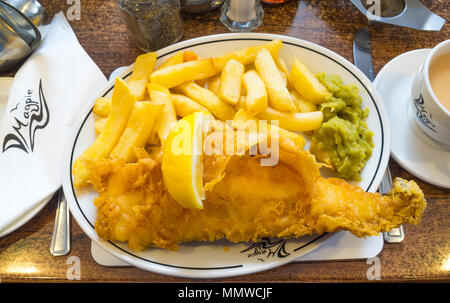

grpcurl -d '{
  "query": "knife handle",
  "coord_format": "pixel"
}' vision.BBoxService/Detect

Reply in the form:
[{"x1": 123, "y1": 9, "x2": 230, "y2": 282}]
[
  {"x1": 383, "y1": 226, "x2": 405, "y2": 243},
  {"x1": 50, "y1": 190, "x2": 71, "y2": 256}
]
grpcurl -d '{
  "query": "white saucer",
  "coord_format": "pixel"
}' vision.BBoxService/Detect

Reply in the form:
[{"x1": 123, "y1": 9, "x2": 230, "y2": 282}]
[{"x1": 374, "y1": 49, "x2": 450, "y2": 189}]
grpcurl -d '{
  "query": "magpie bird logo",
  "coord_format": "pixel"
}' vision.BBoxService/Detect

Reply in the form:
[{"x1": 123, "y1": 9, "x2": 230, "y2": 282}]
[
  {"x1": 241, "y1": 237, "x2": 290, "y2": 261},
  {"x1": 2, "y1": 80, "x2": 49, "y2": 153}
]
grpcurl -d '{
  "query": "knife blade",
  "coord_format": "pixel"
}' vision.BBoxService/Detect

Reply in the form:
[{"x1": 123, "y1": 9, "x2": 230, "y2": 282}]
[
  {"x1": 353, "y1": 27, "x2": 405, "y2": 243},
  {"x1": 353, "y1": 27, "x2": 374, "y2": 81}
]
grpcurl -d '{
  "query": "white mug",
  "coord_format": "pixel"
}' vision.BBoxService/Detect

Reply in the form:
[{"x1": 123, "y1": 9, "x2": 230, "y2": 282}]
[{"x1": 411, "y1": 39, "x2": 450, "y2": 145}]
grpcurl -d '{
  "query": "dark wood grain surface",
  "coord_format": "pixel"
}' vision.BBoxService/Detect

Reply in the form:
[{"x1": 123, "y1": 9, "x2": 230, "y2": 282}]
[{"x1": 0, "y1": 0, "x2": 449, "y2": 282}]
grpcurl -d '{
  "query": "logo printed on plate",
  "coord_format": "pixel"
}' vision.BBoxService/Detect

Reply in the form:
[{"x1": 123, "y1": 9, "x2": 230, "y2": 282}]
[
  {"x1": 2, "y1": 80, "x2": 50, "y2": 153},
  {"x1": 240, "y1": 238, "x2": 290, "y2": 262},
  {"x1": 413, "y1": 94, "x2": 437, "y2": 133}
]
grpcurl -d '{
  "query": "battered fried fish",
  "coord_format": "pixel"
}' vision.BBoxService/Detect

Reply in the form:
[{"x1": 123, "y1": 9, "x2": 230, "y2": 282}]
[{"x1": 90, "y1": 143, "x2": 426, "y2": 251}]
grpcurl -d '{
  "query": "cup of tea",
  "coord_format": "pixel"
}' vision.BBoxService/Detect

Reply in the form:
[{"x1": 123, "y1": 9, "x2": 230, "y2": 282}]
[{"x1": 411, "y1": 39, "x2": 450, "y2": 145}]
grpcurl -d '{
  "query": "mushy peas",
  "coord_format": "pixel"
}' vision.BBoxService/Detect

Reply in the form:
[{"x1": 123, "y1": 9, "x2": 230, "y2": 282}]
[{"x1": 310, "y1": 73, "x2": 374, "y2": 180}]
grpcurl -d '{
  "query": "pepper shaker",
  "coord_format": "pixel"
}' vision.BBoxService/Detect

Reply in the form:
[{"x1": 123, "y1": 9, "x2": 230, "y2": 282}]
[
  {"x1": 220, "y1": 0, "x2": 263, "y2": 32},
  {"x1": 116, "y1": 0, "x2": 184, "y2": 52}
]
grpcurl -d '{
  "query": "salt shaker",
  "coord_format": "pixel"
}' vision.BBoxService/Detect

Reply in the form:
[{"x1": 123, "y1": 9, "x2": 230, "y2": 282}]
[
  {"x1": 116, "y1": 0, "x2": 184, "y2": 52},
  {"x1": 220, "y1": 0, "x2": 263, "y2": 32}
]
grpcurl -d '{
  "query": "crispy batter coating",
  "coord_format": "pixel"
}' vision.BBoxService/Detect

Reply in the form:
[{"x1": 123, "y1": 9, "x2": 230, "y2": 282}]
[{"x1": 90, "y1": 143, "x2": 426, "y2": 251}]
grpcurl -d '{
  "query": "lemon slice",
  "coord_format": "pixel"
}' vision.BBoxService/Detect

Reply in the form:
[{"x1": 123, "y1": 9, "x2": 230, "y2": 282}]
[{"x1": 161, "y1": 112, "x2": 211, "y2": 209}]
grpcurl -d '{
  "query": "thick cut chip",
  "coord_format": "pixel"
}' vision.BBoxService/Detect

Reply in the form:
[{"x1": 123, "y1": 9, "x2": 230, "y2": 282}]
[
  {"x1": 255, "y1": 48, "x2": 297, "y2": 112},
  {"x1": 171, "y1": 93, "x2": 210, "y2": 117},
  {"x1": 174, "y1": 82, "x2": 236, "y2": 121},
  {"x1": 289, "y1": 59, "x2": 332, "y2": 104},
  {"x1": 242, "y1": 69, "x2": 268, "y2": 116},
  {"x1": 290, "y1": 90, "x2": 317, "y2": 113},
  {"x1": 233, "y1": 109, "x2": 306, "y2": 153},
  {"x1": 256, "y1": 107, "x2": 323, "y2": 132},
  {"x1": 235, "y1": 95, "x2": 247, "y2": 111},
  {"x1": 157, "y1": 51, "x2": 184, "y2": 71},
  {"x1": 94, "y1": 118, "x2": 107, "y2": 134},
  {"x1": 275, "y1": 57, "x2": 289, "y2": 87},
  {"x1": 73, "y1": 78, "x2": 136, "y2": 188},
  {"x1": 183, "y1": 50, "x2": 199, "y2": 62},
  {"x1": 128, "y1": 52, "x2": 157, "y2": 100},
  {"x1": 213, "y1": 40, "x2": 283, "y2": 72},
  {"x1": 219, "y1": 59, "x2": 245, "y2": 105},
  {"x1": 150, "y1": 58, "x2": 217, "y2": 88},
  {"x1": 110, "y1": 102, "x2": 163, "y2": 163},
  {"x1": 147, "y1": 83, "x2": 177, "y2": 145},
  {"x1": 207, "y1": 74, "x2": 221, "y2": 95},
  {"x1": 93, "y1": 97, "x2": 111, "y2": 117}
]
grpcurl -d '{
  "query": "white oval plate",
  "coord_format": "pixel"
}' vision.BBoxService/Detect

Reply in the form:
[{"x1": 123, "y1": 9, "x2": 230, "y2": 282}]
[{"x1": 62, "y1": 33, "x2": 390, "y2": 278}]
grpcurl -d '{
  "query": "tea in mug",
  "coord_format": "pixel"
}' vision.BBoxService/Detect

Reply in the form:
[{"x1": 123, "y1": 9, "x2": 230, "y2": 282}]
[{"x1": 428, "y1": 52, "x2": 450, "y2": 111}]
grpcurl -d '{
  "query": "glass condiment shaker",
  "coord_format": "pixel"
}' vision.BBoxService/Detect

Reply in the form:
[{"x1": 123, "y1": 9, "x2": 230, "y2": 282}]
[
  {"x1": 220, "y1": 0, "x2": 263, "y2": 32},
  {"x1": 116, "y1": 0, "x2": 184, "y2": 52}
]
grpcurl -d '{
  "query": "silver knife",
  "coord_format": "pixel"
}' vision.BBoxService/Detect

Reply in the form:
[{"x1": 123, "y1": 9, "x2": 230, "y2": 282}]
[
  {"x1": 353, "y1": 28, "x2": 374, "y2": 81},
  {"x1": 353, "y1": 27, "x2": 405, "y2": 243}
]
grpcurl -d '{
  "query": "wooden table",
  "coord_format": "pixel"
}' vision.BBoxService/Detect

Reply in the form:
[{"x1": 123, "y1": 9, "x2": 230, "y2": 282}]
[{"x1": 0, "y1": 0, "x2": 448, "y2": 283}]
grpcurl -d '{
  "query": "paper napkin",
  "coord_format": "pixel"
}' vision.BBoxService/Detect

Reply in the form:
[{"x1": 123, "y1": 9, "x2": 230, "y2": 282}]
[{"x1": 0, "y1": 12, "x2": 107, "y2": 232}]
